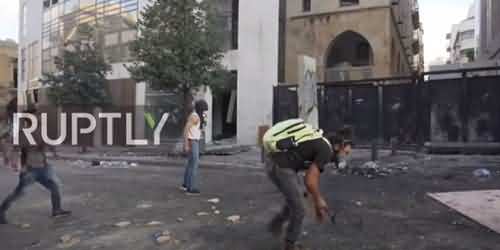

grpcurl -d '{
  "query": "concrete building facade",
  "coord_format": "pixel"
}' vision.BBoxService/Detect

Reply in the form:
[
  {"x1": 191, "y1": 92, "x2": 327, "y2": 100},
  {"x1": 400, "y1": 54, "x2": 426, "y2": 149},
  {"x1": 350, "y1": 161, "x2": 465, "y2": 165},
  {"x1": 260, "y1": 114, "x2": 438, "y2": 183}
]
[
  {"x1": 446, "y1": 3, "x2": 478, "y2": 64},
  {"x1": 283, "y1": 0, "x2": 423, "y2": 84},
  {"x1": 477, "y1": 0, "x2": 500, "y2": 60},
  {"x1": 18, "y1": 0, "x2": 278, "y2": 146},
  {"x1": 0, "y1": 39, "x2": 18, "y2": 107}
]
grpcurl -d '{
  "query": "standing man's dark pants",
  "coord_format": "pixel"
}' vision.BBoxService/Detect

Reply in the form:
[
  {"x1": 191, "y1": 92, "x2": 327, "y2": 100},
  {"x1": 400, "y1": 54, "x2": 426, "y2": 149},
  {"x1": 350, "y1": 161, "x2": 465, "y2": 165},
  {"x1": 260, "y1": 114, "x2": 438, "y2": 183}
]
[
  {"x1": 266, "y1": 157, "x2": 306, "y2": 245},
  {"x1": 1, "y1": 167, "x2": 62, "y2": 216}
]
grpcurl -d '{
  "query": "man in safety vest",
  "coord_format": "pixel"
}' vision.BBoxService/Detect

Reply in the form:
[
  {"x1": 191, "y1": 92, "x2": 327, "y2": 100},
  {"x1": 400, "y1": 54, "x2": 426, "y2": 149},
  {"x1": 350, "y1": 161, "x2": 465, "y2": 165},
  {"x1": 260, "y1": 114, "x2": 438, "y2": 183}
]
[{"x1": 262, "y1": 119, "x2": 352, "y2": 250}]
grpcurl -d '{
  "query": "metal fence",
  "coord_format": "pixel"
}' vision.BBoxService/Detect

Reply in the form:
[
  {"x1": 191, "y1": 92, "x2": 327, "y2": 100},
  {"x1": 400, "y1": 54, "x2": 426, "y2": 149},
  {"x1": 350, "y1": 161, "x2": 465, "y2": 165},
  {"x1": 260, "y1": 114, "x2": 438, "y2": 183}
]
[{"x1": 273, "y1": 66, "x2": 500, "y2": 150}]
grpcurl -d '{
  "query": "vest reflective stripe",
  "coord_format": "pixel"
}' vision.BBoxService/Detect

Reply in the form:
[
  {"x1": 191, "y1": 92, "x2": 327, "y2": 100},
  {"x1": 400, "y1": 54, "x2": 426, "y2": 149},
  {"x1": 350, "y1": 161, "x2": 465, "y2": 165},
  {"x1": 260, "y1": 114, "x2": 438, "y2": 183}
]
[{"x1": 263, "y1": 119, "x2": 326, "y2": 153}]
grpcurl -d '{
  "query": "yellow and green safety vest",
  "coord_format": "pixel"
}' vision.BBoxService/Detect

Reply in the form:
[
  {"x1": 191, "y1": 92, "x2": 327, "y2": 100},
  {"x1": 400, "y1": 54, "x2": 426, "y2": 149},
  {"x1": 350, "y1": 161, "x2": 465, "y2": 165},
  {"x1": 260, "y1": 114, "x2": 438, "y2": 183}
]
[{"x1": 263, "y1": 119, "x2": 327, "y2": 153}]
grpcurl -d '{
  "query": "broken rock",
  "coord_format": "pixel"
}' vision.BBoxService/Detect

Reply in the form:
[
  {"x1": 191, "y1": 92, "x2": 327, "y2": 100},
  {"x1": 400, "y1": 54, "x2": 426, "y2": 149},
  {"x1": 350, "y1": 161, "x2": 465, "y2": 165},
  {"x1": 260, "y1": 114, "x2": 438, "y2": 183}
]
[
  {"x1": 146, "y1": 221, "x2": 163, "y2": 226},
  {"x1": 207, "y1": 198, "x2": 220, "y2": 204},
  {"x1": 226, "y1": 215, "x2": 241, "y2": 223},
  {"x1": 153, "y1": 231, "x2": 172, "y2": 245},
  {"x1": 58, "y1": 234, "x2": 80, "y2": 249},
  {"x1": 197, "y1": 212, "x2": 209, "y2": 216},
  {"x1": 137, "y1": 203, "x2": 153, "y2": 209},
  {"x1": 114, "y1": 221, "x2": 131, "y2": 228}
]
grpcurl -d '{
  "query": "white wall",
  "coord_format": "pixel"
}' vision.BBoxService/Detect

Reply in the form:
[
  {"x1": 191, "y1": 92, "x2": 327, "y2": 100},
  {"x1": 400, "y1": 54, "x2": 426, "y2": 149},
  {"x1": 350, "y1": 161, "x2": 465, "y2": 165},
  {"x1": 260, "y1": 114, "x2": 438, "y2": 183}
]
[{"x1": 236, "y1": 0, "x2": 279, "y2": 145}]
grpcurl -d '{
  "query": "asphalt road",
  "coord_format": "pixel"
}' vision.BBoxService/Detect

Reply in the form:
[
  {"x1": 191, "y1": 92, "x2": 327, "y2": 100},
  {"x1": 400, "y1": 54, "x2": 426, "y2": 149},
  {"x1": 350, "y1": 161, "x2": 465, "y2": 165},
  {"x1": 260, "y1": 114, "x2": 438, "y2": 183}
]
[{"x1": 1, "y1": 157, "x2": 500, "y2": 250}]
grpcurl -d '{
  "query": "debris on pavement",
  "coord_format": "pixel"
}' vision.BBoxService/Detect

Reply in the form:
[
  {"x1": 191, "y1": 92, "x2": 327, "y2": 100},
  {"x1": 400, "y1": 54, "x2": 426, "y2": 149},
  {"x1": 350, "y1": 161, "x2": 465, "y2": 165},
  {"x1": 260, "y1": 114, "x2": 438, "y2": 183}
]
[
  {"x1": 226, "y1": 215, "x2": 241, "y2": 223},
  {"x1": 211, "y1": 206, "x2": 217, "y2": 210},
  {"x1": 146, "y1": 221, "x2": 163, "y2": 226},
  {"x1": 355, "y1": 201, "x2": 363, "y2": 207},
  {"x1": 20, "y1": 223, "x2": 31, "y2": 229},
  {"x1": 114, "y1": 221, "x2": 131, "y2": 228},
  {"x1": 137, "y1": 203, "x2": 153, "y2": 209},
  {"x1": 214, "y1": 210, "x2": 221, "y2": 215},
  {"x1": 207, "y1": 198, "x2": 220, "y2": 204},
  {"x1": 72, "y1": 160, "x2": 140, "y2": 169},
  {"x1": 153, "y1": 231, "x2": 172, "y2": 245},
  {"x1": 346, "y1": 161, "x2": 410, "y2": 178},
  {"x1": 196, "y1": 212, "x2": 210, "y2": 216},
  {"x1": 177, "y1": 217, "x2": 184, "y2": 222},
  {"x1": 58, "y1": 234, "x2": 80, "y2": 248},
  {"x1": 473, "y1": 169, "x2": 492, "y2": 179}
]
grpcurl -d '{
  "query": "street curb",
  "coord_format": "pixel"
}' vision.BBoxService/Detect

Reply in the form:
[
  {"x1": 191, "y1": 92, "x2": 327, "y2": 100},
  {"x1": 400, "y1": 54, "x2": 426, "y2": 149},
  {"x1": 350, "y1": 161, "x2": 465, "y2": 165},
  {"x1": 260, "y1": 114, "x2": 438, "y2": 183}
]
[{"x1": 51, "y1": 155, "x2": 264, "y2": 171}]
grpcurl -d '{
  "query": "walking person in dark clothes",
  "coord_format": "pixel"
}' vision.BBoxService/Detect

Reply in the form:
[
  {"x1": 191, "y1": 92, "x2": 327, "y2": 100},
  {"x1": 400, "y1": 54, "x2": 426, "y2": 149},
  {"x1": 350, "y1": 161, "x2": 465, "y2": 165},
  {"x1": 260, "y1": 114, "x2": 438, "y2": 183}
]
[
  {"x1": 263, "y1": 119, "x2": 352, "y2": 250},
  {"x1": 0, "y1": 103, "x2": 71, "y2": 225}
]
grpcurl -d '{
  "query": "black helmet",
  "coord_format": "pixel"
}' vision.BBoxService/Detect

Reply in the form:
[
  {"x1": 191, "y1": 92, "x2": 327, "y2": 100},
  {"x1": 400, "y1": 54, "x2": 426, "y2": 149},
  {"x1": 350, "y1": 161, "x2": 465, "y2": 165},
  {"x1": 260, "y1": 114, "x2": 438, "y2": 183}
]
[{"x1": 194, "y1": 99, "x2": 209, "y2": 129}]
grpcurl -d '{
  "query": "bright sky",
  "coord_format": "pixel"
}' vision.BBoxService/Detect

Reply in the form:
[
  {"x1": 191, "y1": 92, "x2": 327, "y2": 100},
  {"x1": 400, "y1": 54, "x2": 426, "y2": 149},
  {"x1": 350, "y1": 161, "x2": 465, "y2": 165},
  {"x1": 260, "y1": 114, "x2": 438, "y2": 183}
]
[
  {"x1": 420, "y1": 0, "x2": 474, "y2": 65},
  {"x1": 0, "y1": 0, "x2": 475, "y2": 66}
]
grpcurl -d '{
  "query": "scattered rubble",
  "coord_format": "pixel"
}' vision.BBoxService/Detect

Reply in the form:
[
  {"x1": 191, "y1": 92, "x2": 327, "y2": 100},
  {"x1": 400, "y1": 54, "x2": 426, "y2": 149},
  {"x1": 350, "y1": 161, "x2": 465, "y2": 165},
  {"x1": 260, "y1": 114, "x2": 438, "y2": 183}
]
[
  {"x1": 114, "y1": 221, "x2": 131, "y2": 228},
  {"x1": 207, "y1": 198, "x2": 220, "y2": 204},
  {"x1": 226, "y1": 215, "x2": 241, "y2": 223},
  {"x1": 473, "y1": 169, "x2": 492, "y2": 179},
  {"x1": 342, "y1": 161, "x2": 410, "y2": 178},
  {"x1": 20, "y1": 223, "x2": 31, "y2": 229},
  {"x1": 73, "y1": 160, "x2": 139, "y2": 169},
  {"x1": 196, "y1": 212, "x2": 210, "y2": 216},
  {"x1": 355, "y1": 201, "x2": 363, "y2": 207},
  {"x1": 153, "y1": 231, "x2": 172, "y2": 245},
  {"x1": 137, "y1": 203, "x2": 153, "y2": 209},
  {"x1": 58, "y1": 234, "x2": 80, "y2": 248},
  {"x1": 177, "y1": 217, "x2": 184, "y2": 222},
  {"x1": 214, "y1": 210, "x2": 221, "y2": 215},
  {"x1": 146, "y1": 221, "x2": 163, "y2": 227}
]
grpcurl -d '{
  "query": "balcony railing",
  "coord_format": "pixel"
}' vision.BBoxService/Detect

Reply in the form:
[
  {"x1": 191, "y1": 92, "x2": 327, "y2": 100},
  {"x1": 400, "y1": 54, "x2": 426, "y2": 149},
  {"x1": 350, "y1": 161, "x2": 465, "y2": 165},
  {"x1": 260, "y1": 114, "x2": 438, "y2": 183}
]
[{"x1": 325, "y1": 66, "x2": 373, "y2": 82}]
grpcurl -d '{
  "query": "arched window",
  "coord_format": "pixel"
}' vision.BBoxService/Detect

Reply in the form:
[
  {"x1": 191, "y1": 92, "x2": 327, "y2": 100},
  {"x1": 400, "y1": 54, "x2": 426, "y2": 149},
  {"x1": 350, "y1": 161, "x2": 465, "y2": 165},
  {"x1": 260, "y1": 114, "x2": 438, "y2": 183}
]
[{"x1": 326, "y1": 31, "x2": 374, "y2": 68}]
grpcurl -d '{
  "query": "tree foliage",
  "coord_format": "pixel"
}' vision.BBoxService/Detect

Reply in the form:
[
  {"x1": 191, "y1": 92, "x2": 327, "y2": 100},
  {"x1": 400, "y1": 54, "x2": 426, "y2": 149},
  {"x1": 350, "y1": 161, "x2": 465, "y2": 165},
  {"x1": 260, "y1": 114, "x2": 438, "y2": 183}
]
[
  {"x1": 42, "y1": 25, "x2": 111, "y2": 106},
  {"x1": 127, "y1": 0, "x2": 229, "y2": 97}
]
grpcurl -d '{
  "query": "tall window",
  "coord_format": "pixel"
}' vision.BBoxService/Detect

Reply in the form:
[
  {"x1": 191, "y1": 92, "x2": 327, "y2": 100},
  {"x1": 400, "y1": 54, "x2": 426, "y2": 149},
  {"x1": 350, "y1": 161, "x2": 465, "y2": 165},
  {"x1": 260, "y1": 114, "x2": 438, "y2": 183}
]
[
  {"x1": 459, "y1": 30, "x2": 474, "y2": 41},
  {"x1": 340, "y1": 0, "x2": 359, "y2": 7},
  {"x1": 231, "y1": 0, "x2": 239, "y2": 49},
  {"x1": 303, "y1": 0, "x2": 311, "y2": 12}
]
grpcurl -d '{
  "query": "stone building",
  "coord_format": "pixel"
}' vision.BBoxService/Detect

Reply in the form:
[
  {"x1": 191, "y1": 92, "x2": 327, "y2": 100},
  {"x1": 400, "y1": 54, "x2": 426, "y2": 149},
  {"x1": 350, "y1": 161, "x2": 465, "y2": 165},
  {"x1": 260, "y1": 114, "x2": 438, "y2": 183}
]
[
  {"x1": 282, "y1": 0, "x2": 424, "y2": 83},
  {"x1": 0, "y1": 39, "x2": 17, "y2": 107}
]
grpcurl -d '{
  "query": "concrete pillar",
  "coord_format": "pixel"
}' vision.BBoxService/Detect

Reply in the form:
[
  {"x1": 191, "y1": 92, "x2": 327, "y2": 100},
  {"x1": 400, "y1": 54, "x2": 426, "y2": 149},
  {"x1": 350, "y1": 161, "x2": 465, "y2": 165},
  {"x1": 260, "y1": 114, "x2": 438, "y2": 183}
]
[
  {"x1": 135, "y1": 82, "x2": 146, "y2": 143},
  {"x1": 297, "y1": 55, "x2": 319, "y2": 128},
  {"x1": 236, "y1": 0, "x2": 278, "y2": 145}
]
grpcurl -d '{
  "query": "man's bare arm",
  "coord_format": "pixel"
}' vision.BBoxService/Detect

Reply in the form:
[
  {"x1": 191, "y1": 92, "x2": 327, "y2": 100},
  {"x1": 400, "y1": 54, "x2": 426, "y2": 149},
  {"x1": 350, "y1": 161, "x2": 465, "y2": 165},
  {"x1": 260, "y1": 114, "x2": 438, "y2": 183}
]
[{"x1": 305, "y1": 163, "x2": 329, "y2": 222}]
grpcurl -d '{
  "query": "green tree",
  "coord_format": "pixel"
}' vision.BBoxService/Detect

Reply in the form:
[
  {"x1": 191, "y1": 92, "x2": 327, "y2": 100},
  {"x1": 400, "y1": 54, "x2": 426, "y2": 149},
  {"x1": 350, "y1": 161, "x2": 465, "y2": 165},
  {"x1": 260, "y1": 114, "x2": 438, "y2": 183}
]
[
  {"x1": 42, "y1": 25, "x2": 111, "y2": 106},
  {"x1": 41, "y1": 25, "x2": 111, "y2": 152},
  {"x1": 127, "y1": 0, "x2": 229, "y2": 119}
]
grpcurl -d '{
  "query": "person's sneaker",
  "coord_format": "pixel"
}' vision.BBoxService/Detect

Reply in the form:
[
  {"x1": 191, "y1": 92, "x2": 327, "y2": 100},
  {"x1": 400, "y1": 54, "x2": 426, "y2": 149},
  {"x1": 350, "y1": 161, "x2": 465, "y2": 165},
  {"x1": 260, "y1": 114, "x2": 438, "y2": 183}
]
[
  {"x1": 283, "y1": 241, "x2": 302, "y2": 250},
  {"x1": 52, "y1": 210, "x2": 72, "y2": 218},
  {"x1": 186, "y1": 189, "x2": 200, "y2": 195},
  {"x1": 0, "y1": 213, "x2": 8, "y2": 225},
  {"x1": 267, "y1": 218, "x2": 284, "y2": 238},
  {"x1": 179, "y1": 185, "x2": 187, "y2": 191}
]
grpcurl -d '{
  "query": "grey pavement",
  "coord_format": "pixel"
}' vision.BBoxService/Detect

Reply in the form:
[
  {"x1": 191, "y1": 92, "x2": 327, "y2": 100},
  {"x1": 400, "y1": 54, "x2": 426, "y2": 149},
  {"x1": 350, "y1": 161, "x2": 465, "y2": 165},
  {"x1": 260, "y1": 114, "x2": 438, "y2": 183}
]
[{"x1": 1, "y1": 153, "x2": 500, "y2": 249}]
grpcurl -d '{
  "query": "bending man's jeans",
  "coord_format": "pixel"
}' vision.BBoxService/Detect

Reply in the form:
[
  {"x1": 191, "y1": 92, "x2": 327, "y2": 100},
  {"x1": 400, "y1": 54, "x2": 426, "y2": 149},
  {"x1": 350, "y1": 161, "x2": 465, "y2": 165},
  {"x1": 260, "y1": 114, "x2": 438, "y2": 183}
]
[
  {"x1": 1, "y1": 166, "x2": 62, "y2": 213},
  {"x1": 266, "y1": 157, "x2": 305, "y2": 244},
  {"x1": 183, "y1": 140, "x2": 200, "y2": 191}
]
